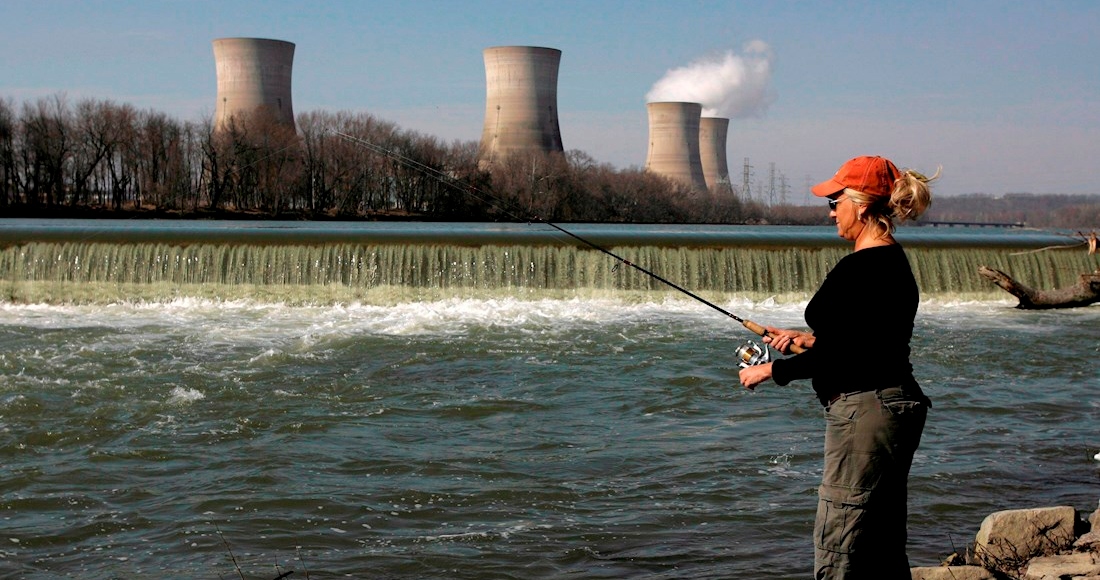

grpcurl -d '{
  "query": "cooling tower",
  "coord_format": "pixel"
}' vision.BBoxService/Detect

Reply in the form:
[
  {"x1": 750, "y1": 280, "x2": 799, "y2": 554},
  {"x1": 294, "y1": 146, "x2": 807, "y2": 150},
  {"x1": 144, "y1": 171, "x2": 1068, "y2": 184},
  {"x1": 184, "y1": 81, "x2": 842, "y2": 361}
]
[
  {"x1": 478, "y1": 46, "x2": 564, "y2": 169},
  {"x1": 212, "y1": 37, "x2": 296, "y2": 131},
  {"x1": 644, "y1": 102, "x2": 707, "y2": 190},
  {"x1": 699, "y1": 117, "x2": 731, "y2": 192}
]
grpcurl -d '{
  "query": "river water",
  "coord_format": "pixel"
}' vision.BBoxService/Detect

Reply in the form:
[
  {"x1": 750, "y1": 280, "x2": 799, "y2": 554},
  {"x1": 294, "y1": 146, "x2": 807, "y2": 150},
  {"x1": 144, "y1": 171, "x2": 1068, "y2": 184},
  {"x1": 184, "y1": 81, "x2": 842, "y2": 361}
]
[{"x1": 0, "y1": 221, "x2": 1097, "y2": 579}]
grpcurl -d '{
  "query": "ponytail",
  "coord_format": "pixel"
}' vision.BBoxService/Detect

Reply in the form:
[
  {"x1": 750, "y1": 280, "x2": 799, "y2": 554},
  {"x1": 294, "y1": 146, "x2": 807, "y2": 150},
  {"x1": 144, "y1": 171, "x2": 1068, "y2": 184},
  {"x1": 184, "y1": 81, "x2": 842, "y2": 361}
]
[{"x1": 889, "y1": 167, "x2": 939, "y2": 223}]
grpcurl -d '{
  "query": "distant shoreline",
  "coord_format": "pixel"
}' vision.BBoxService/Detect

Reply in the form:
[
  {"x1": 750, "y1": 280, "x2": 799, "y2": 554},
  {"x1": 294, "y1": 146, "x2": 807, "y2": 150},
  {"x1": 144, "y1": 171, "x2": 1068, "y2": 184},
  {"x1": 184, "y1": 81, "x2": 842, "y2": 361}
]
[
  {"x1": 0, "y1": 205, "x2": 789, "y2": 226},
  {"x1": 0, "y1": 205, "x2": 458, "y2": 223}
]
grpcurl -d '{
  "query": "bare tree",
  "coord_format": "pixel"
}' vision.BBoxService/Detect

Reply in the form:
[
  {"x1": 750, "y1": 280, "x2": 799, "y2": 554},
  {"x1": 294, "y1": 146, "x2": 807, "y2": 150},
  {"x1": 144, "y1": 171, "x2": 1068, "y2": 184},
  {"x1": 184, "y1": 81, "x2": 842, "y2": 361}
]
[
  {"x1": 20, "y1": 94, "x2": 72, "y2": 207},
  {"x1": 0, "y1": 98, "x2": 15, "y2": 207},
  {"x1": 70, "y1": 99, "x2": 134, "y2": 207},
  {"x1": 239, "y1": 107, "x2": 301, "y2": 216}
]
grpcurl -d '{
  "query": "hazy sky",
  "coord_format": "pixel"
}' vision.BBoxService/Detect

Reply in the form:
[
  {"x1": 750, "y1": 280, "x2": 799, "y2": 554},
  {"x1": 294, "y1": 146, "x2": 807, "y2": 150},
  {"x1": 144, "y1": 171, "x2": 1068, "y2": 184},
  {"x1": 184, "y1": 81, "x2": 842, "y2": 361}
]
[{"x1": 2, "y1": 0, "x2": 1097, "y2": 202}]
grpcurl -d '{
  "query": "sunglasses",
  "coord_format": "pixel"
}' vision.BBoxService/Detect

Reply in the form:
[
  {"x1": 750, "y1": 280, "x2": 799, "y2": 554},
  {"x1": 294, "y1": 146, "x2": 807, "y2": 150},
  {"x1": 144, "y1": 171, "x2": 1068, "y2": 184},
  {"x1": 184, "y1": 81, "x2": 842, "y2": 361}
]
[{"x1": 827, "y1": 196, "x2": 846, "y2": 211}]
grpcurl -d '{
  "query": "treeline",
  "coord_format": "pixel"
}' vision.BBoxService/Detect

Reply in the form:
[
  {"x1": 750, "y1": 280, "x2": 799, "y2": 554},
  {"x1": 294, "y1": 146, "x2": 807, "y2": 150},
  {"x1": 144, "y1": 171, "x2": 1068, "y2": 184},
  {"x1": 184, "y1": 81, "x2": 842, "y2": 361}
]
[
  {"x1": 5, "y1": 94, "x2": 1095, "y2": 227},
  {"x1": 0, "y1": 94, "x2": 768, "y2": 223},
  {"x1": 922, "y1": 193, "x2": 1100, "y2": 229}
]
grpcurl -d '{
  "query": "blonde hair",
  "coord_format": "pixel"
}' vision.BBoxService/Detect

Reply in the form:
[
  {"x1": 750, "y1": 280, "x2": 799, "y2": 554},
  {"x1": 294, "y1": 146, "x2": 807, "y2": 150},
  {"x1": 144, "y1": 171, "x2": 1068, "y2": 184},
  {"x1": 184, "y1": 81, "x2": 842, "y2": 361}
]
[{"x1": 845, "y1": 167, "x2": 939, "y2": 238}]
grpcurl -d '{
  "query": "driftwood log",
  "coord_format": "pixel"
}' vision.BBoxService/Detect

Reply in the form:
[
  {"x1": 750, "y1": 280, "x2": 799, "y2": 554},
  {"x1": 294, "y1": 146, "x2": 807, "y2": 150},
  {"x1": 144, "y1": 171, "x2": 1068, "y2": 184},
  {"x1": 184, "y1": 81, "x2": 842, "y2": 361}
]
[{"x1": 978, "y1": 266, "x2": 1100, "y2": 309}]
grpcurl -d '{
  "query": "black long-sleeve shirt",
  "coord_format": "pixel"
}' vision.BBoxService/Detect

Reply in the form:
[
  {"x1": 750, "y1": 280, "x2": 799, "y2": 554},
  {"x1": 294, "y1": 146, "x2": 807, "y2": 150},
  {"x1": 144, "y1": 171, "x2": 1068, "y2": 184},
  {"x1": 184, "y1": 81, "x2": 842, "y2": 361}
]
[{"x1": 770, "y1": 244, "x2": 918, "y2": 406}]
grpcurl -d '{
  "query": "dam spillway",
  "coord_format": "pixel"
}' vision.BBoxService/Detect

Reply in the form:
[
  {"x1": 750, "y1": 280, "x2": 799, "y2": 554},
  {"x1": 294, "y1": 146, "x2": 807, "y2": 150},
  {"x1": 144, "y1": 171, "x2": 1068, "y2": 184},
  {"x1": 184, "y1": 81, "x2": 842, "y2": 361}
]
[{"x1": 0, "y1": 220, "x2": 1093, "y2": 305}]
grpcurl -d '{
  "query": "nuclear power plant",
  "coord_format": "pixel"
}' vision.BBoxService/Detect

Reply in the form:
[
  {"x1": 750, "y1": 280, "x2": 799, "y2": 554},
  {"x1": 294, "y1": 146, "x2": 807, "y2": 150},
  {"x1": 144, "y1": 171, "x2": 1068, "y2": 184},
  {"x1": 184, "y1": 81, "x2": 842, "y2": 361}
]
[
  {"x1": 644, "y1": 102, "x2": 707, "y2": 191},
  {"x1": 478, "y1": 46, "x2": 564, "y2": 169},
  {"x1": 212, "y1": 37, "x2": 296, "y2": 131},
  {"x1": 699, "y1": 116, "x2": 731, "y2": 192},
  {"x1": 202, "y1": 38, "x2": 726, "y2": 197}
]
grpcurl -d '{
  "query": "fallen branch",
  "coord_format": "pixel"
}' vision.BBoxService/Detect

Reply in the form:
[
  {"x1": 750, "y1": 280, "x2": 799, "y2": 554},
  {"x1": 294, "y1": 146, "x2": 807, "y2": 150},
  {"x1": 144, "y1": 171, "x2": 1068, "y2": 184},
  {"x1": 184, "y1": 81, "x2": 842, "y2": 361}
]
[{"x1": 978, "y1": 266, "x2": 1100, "y2": 309}]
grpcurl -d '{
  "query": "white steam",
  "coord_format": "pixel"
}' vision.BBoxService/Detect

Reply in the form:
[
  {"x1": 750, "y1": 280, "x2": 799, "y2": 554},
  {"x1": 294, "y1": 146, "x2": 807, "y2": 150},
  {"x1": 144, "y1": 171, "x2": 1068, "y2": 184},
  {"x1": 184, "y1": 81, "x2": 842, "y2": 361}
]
[{"x1": 645, "y1": 40, "x2": 776, "y2": 118}]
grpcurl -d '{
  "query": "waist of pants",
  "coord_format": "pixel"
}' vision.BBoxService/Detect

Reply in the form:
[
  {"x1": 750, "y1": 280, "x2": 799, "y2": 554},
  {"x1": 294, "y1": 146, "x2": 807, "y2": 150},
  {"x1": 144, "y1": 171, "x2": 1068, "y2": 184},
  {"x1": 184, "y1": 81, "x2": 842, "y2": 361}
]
[
  {"x1": 825, "y1": 385, "x2": 931, "y2": 408},
  {"x1": 827, "y1": 390, "x2": 872, "y2": 406}
]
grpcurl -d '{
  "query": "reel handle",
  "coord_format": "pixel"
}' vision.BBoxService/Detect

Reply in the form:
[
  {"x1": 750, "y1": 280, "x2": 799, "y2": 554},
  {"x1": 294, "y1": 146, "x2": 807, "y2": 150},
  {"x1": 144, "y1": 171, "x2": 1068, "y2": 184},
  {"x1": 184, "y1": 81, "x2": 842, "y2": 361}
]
[{"x1": 741, "y1": 320, "x2": 807, "y2": 354}]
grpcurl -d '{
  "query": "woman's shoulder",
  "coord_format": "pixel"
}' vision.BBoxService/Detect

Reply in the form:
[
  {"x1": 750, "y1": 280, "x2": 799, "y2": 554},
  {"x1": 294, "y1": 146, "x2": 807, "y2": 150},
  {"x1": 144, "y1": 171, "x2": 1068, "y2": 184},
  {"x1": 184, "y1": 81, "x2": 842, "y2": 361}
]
[
  {"x1": 851, "y1": 243, "x2": 907, "y2": 260},
  {"x1": 833, "y1": 244, "x2": 909, "y2": 273}
]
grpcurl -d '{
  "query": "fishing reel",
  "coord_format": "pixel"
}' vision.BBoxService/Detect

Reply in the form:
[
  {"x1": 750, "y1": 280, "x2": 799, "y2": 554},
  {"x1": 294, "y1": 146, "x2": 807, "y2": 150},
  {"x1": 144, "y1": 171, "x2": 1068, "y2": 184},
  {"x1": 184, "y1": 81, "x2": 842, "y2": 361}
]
[{"x1": 735, "y1": 340, "x2": 771, "y2": 368}]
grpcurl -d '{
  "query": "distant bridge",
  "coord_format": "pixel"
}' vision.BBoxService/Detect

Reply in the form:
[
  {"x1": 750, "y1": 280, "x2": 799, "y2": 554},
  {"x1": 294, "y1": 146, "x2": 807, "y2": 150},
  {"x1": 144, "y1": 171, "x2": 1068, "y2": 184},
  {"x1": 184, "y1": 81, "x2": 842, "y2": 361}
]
[{"x1": 918, "y1": 221, "x2": 1026, "y2": 228}]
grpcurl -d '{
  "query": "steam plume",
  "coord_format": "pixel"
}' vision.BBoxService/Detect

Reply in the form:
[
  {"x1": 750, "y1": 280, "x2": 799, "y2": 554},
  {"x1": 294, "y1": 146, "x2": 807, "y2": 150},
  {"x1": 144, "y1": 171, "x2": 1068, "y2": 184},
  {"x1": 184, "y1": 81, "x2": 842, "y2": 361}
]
[{"x1": 645, "y1": 40, "x2": 776, "y2": 118}]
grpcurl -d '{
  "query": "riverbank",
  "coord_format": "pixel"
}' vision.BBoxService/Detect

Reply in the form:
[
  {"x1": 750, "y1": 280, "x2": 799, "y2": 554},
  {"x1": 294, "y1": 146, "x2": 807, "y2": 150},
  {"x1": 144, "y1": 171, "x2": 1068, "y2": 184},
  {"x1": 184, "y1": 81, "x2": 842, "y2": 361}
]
[{"x1": 912, "y1": 502, "x2": 1100, "y2": 580}]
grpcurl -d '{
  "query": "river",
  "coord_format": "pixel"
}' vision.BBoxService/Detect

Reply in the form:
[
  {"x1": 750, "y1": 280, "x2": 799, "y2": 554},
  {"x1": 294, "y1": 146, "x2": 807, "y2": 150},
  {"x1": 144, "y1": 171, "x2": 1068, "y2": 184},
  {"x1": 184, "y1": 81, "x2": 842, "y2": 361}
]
[{"x1": 0, "y1": 220, "x2": 1097, "y2": 578}]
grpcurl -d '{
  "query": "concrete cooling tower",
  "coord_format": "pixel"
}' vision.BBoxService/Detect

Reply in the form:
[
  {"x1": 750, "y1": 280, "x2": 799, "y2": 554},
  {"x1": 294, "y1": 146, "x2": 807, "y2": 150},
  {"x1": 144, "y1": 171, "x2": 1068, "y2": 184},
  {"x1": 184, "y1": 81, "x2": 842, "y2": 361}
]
[
  {"x1": 699, "y1": 117, "x2": 731, "y2": 192},
  {"x1": 644, "y1": 102, "x2": 707, "y2": 191},
  {"x1": 212, "y1": 37, "x2": 296, "y2": 131},
  {"x1": 478, "y1": 46, "x2": 564, "y2": 169}
]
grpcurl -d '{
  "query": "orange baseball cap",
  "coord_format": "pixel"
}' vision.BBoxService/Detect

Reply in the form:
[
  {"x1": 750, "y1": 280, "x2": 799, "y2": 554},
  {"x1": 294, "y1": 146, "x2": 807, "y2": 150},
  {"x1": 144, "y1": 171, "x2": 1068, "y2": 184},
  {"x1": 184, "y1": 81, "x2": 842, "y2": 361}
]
[{"x1": 811, "y1": 155, "x2": 901, "y2": 198}]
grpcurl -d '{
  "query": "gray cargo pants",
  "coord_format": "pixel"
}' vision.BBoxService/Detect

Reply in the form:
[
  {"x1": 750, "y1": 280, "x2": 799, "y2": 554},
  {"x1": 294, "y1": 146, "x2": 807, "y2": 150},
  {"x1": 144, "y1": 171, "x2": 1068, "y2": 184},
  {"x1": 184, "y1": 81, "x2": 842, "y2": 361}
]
[{"x1": 814, "y1": 386, "x2": 929, "y2": 580}]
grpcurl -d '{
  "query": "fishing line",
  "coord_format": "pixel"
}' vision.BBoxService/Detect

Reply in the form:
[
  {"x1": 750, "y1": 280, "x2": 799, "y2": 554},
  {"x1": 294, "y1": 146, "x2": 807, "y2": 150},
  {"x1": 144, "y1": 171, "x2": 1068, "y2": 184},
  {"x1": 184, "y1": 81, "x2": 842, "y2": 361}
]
[{"x1": 332, "y1": 130, "x2": 804, "y2": 356}]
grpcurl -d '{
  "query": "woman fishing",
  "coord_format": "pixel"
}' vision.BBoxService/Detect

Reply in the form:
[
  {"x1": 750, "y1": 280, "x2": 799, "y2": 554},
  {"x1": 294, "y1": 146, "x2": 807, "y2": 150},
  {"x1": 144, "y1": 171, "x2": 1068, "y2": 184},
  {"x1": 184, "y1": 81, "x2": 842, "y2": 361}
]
[{"x1": 739, "y1": 155, "x2": 937, "y2": 579}]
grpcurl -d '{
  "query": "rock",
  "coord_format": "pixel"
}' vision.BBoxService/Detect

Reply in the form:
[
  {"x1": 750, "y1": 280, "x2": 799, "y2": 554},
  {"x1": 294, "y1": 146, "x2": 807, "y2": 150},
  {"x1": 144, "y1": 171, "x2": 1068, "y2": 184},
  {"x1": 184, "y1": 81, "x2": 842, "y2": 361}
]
[
  {"x1": 1022, "y1": 552, "x2": 1100, "y2": 579},
  {"x1": 910, "y1": 565, "x2": 996, "y2": 580},
  {"x1": 1076, "y1": 531, "x2": 1100, "y2": 551},
  {"x1": 917, "y1": 502, "x2": 1100, "y2": 580},
  {"x1": 974, "y1": 506, "x2": 1078, "y2": 570}
]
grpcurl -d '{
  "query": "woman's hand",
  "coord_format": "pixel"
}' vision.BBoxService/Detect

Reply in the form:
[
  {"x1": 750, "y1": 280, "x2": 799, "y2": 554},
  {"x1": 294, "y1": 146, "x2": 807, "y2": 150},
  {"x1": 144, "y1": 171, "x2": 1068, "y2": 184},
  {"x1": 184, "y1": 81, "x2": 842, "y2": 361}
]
[
  {"x1": 739, "y1": 362, "x2": 773, "y2": 391},
  {"x1": 761, "y1": 326, "x2": 814, "y2": 354}
]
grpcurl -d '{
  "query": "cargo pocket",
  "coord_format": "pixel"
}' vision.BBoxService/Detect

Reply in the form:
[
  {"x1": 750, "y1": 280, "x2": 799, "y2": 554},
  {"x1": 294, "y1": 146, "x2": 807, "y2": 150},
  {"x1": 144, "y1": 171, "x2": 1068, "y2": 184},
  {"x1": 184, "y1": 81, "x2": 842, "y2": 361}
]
[{"x1": 815, "y1": 483, "x2": 871, "y2": 557}]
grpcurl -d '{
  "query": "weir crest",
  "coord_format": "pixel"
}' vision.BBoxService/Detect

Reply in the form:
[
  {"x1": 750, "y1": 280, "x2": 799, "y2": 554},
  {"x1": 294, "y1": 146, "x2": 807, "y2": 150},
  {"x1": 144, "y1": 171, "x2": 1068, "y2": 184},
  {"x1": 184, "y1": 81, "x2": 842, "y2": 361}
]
[{"x1": 1, "y1": 238, "x2": 1093, "y2": 305}]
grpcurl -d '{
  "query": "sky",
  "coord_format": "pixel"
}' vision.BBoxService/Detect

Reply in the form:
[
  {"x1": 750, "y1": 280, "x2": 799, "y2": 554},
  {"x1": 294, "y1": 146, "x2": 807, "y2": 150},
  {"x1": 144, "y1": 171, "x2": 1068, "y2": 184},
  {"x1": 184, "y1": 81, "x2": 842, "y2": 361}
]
[{"x1": 2, "y1": 0, "x2": 1098, "y2": 203}]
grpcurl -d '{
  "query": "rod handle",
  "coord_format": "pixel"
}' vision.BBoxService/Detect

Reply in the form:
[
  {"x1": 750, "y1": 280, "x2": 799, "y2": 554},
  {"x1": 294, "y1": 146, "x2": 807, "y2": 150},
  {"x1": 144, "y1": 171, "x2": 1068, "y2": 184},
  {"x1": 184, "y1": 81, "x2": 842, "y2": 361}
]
[{"x1": 742, "y1": 320, "x2": 807, "y2": 354}]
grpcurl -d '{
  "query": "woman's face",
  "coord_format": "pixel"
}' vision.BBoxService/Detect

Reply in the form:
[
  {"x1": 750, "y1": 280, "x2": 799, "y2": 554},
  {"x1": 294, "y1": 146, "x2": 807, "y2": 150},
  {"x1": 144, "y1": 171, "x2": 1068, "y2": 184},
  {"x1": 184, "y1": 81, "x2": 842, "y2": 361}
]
[{"x1": 829, "y1": 193, "x2": 864, "y2": 242}]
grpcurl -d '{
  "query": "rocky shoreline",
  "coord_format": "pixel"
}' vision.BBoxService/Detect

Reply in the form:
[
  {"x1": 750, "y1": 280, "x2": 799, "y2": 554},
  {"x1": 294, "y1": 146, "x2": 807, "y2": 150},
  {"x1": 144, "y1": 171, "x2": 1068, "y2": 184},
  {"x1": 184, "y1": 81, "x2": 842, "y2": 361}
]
[{"x1": 911, "y1": 503, "x2": 1100, "y2": 580}]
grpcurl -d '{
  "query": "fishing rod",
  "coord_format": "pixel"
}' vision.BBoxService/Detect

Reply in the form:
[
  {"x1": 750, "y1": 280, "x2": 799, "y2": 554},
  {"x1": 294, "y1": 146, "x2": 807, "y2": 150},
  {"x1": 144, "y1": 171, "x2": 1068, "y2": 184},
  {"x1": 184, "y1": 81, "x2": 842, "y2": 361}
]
[{"x1": 332, "y1": 131, "x2": 804, "y2": 361}]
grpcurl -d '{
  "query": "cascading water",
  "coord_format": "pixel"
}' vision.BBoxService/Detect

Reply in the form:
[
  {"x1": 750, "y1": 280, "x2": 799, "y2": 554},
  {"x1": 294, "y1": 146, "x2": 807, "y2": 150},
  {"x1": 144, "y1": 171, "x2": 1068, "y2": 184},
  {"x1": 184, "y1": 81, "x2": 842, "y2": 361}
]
[{"x1": 2, "y1": 240, "x2": 1093, "y2": 304}]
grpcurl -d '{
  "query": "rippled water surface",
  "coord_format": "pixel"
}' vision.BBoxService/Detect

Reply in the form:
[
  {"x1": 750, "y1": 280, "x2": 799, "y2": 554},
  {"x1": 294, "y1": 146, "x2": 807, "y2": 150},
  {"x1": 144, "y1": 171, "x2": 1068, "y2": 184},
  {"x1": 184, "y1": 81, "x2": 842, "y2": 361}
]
[{"x1": 2, "y1": 296, "x2": 1098, "y2": 579}]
